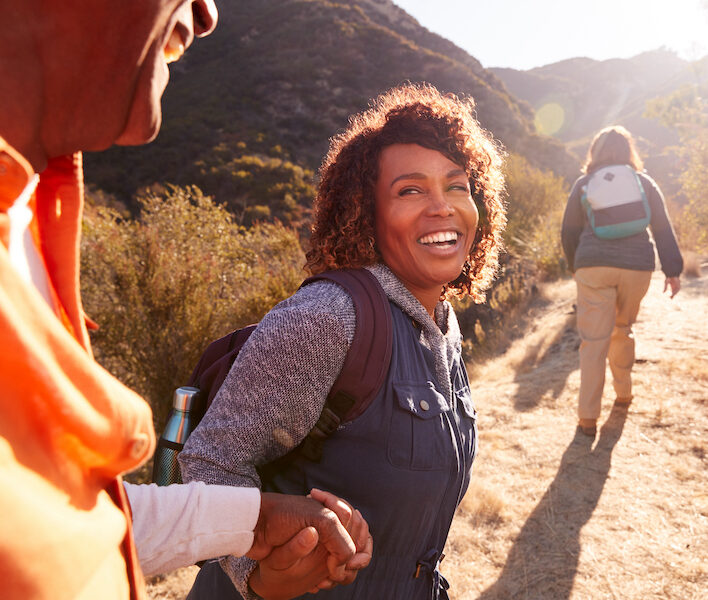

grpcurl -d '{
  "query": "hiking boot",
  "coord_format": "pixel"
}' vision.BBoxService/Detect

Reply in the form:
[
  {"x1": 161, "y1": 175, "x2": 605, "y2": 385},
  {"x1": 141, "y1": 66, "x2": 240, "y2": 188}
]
[
  {"x1": 615, "y1": 396, "x2": 633, "y2": 406},
  {"x1": 578, "y1": 418, "x2": 597, "y2": 437}
]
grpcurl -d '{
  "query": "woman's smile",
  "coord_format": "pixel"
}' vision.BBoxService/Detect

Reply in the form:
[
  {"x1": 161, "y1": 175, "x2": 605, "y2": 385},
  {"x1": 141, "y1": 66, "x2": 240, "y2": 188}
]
[{"x1": 417, "y1": 229, "x2": 463, "y2": 251}]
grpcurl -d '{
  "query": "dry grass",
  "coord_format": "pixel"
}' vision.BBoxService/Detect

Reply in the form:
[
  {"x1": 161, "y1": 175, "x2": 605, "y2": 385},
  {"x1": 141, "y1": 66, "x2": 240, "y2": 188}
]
[
  {"x1": 445, "y1": 267, "x2": 708, "y2": 600},
  {"x1": 145, "y1": 567, "x2": 199, "y2": 599},
  {"x1": 149, "y1": 267, "x2": 708, "y2": 599},
  {"x1": 682, "y1": 251, "x2": 703, "y2": 278}
]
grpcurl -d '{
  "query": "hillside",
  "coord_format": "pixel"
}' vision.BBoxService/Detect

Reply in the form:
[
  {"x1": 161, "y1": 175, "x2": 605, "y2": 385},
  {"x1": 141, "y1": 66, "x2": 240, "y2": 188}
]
[{"x1": 84, "y1": 0, "x2": 577, "y2": 209}]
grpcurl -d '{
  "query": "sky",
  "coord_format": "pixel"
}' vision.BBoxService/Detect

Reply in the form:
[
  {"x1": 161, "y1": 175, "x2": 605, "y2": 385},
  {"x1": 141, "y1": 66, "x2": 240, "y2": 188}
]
[{"x1": 392, "y1": 0, "x2": 708, "y2": 70}]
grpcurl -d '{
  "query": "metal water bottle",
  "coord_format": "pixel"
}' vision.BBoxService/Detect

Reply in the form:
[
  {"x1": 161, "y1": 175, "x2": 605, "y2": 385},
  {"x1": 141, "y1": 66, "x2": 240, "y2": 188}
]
[{"x1": 151, "y1": 386, "x2": 201, "y2": 486}]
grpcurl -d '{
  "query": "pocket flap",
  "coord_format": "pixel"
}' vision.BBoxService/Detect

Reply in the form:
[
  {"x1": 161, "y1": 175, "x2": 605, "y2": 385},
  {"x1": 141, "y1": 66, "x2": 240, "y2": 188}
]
[
  {"x1": 393, "y1": 381, "x2": 448, "y2": 419},
  {"x1": 456, "y1": 386, "x2": 477, "y2": 419}
]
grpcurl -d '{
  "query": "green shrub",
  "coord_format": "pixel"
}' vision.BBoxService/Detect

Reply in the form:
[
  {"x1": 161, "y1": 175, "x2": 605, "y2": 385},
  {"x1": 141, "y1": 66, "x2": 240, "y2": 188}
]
[
  {"x1": 646, "y1": 84, "x2": 708, "y2": 252},
  {"x1": 503, "y1": 154, "x2": 569, "y2": 278},
  {"x1": 80, "y1": 184, "x2": 305, "y2": 429},
  {"x1": 192, "y1": 144, "x2": 316, "y2": 229},
  {"x1": 676, "y1": 138, "x2": 708, "y2": 251}
]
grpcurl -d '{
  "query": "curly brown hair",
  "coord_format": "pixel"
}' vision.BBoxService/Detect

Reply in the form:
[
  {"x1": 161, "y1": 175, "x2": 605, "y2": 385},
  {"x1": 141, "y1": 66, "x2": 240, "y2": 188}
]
[{"x1": 306, "y1": 83, "x2": 506, "y2": 302}]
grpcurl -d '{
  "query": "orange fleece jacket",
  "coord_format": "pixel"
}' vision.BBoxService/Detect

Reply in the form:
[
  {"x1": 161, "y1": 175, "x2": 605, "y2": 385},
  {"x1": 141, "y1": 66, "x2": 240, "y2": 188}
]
[{"x1": 0, "y1": 137, "x2": 155, "y2": 600}]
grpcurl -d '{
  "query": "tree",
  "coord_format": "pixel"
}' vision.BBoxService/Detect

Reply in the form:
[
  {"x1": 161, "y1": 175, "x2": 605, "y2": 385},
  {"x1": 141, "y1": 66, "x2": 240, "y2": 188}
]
[
  {"x1": 192, "y1": 143, "x2": 316, "y2": 229},
  {"x1": 503, "y1": 153, "x2": 570, "y2": 278},
  {"x1": 646, "y1": 80, "x2": 708, "y2": 250}
]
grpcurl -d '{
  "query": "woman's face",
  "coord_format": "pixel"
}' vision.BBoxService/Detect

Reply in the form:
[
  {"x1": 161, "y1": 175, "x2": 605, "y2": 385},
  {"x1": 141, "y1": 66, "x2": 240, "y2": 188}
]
[{"x1": 374, "y1": 143, "x2": 479, "y2": 308}]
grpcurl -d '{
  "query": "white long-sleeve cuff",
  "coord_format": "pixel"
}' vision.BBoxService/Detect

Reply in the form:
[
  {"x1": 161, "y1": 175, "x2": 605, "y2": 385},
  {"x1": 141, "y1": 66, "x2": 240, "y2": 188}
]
[{"x1": 124, "y1": 481, "x2": 260, "y2": 577}]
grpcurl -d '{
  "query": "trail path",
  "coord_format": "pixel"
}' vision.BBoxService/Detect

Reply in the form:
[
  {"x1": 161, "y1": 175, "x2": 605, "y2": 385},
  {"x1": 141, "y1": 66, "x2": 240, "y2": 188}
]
[
  {"x1": 147, "y1": 269, "x2": 707, "y2": 600},
  {"x1": 446, "y1": 269, "x2": 708, "y2": 599}
]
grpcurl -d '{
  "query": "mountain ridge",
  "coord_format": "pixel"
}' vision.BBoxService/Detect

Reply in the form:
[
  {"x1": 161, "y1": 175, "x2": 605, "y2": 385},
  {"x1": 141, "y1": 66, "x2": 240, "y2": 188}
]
[
  {"x1": 492, "y1": 49, "x2": 706, "y2": 150},
  {"x1": 85, "y1": 0, "x2": 577, "y2": 207}
]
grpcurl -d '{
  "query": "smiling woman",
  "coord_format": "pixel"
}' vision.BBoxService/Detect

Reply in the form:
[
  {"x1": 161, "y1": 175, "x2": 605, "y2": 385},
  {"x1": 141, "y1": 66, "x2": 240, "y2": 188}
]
[{"x1": 180, "y1": 83, "x2": 507, "y2": 600}]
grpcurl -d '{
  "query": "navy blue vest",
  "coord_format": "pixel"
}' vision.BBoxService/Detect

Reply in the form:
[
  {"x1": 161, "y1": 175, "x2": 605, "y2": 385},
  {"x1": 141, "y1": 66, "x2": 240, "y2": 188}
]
[{"x1": 189, "y1": 302, "x2": 477, "y2": 599}]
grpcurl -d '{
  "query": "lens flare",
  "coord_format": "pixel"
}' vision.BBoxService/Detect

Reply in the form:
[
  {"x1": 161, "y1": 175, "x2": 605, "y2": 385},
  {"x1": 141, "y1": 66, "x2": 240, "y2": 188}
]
[{"x1": 534, "y1": 102, "x2": 566, "y2": 136}]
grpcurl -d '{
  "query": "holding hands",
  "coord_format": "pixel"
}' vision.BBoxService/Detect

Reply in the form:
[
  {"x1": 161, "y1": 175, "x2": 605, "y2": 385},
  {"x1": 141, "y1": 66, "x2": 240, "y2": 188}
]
[{"x1": 247, "y1": 489, "x2": 373, "y2": 599}]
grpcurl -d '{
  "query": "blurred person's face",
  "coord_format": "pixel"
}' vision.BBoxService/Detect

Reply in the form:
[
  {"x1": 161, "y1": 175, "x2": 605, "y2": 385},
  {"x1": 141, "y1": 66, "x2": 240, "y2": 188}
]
[
  {"x1": 114, "y1": 0, "x2": 218, "y2": 146},
  {"x1": 374, "y1": 143, "x2": 479, "y2": 309},
  {"x1": 38, "y1": 0, "x2": 217, "y2": 156}
]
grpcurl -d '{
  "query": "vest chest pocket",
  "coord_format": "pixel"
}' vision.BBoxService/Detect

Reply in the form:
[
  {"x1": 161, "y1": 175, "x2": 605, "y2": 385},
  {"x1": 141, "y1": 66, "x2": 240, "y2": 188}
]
[
  {"x1": 455, "y1": 385, "x2": 478, "y2": 464},
  {"x1": 453, "y1": 363, "x2": 477, "y2": 419},
  {"x1": 455, "y1": 386, "x2": 476, "y2": 419},
  {"x1": 388, "y1": 381, "x2": 454, "y2": 471}
]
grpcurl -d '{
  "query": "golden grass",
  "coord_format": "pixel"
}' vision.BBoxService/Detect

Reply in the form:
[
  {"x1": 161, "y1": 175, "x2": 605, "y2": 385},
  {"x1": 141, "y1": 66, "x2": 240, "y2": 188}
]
[
  {"x1": 444, "y1": 270, "x2": 708, "y2": 600},
  {"x1": 458, "y1": 478, "x2": 509, "y2": 525},
  {"x1": 682, "y1": 251, "x2": 703, "y2": 278},
  {"x1": 145, "y1": 566, "x2": 199, "y2": 599}
]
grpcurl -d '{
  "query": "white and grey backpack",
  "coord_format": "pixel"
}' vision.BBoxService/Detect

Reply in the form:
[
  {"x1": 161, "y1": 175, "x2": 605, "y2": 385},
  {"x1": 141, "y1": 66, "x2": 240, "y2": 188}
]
[{"x1": 581, "y1": 164, "x2": 651, "y2": 239}]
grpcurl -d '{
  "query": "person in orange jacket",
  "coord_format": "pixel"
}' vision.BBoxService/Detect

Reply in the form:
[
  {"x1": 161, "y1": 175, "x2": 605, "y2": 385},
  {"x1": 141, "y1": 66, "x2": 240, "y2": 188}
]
[{"x1": 0, "y1": 1, "x2": 371, "y2": 598}]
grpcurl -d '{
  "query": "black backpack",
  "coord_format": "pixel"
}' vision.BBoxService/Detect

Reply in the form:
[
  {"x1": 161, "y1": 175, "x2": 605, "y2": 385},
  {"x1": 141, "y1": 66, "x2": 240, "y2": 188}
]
[{"x1": 152, "y1": 268, "x2": 392, "y2": 484}]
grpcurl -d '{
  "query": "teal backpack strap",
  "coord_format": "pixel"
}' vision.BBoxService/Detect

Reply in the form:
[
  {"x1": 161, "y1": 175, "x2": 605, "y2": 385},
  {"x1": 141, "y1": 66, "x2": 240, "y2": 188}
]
[
  {"x1": 580, "y1": 182, "x2": 595, "y2": 232},
  {"x1": 633, "y1": 170, "x2": 651, "y2": 223}
]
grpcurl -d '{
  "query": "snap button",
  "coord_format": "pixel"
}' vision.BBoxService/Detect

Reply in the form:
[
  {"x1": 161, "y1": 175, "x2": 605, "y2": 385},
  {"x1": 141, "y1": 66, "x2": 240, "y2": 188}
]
[
  {"x1": 420, "y1": 400, "x2": 430, "y2": 411},
  {"x1": 129, "y1": 433, "x2": 150, "y2": 459}
]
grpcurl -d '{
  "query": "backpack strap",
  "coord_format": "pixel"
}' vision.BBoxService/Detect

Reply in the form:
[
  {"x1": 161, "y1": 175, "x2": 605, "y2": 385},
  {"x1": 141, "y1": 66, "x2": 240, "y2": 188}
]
[
  {"x1": 286, "y1": 268, "x2": 393, "y2": 461},
  {"x1": 184, "y1": 268, "x2": 392, "y2": 466},
  {"x1": 187, "y1": 324, "x2": 258, "y2": 416}
]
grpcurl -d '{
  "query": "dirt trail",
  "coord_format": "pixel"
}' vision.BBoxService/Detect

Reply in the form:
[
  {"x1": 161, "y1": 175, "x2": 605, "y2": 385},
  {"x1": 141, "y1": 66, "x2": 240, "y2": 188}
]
[
  {"x1": 446, "y1": 269, "x2": 708, "y2": 599},
  {"x1": 147, "y1": 269, "x2": 707, "y2": 600}
]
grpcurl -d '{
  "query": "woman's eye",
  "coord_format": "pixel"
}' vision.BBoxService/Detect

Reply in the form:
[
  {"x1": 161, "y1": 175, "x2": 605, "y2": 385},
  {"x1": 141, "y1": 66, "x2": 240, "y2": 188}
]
[
  {"x1": 449, "y1": 184, "x2": 470, "y2": 193},
  {"x1": 399, "y1": 187, "x2": 422, "y2": 196}
]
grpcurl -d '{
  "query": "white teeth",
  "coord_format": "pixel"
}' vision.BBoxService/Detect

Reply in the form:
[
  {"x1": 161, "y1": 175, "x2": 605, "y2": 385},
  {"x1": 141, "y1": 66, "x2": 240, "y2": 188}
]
[
  {"x1": 164, "y1": 29, "x2": 185, "y2": 64},
  {"x1": 418, "y1": 231, "x2": 459, "y2": 245}
]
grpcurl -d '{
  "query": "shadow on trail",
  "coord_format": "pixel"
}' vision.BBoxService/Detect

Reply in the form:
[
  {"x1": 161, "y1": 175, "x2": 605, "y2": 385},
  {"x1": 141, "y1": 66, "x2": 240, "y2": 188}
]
[
  {"x1": 477, "y1": 404, "x2": 628, "y2": 600},
  {"x1": 511, "y1": 311, "x2": 579, "y2": 412}
]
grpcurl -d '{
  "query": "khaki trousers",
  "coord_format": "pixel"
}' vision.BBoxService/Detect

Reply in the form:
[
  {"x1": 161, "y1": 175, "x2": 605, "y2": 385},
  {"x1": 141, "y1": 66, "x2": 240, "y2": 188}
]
[{"x1": 575, "y1": 267, "x2": 652, "y2": 420}]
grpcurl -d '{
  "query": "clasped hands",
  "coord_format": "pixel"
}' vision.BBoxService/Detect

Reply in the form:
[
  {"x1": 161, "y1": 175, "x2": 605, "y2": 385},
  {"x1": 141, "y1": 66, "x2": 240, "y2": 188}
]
[{"x1": 246, "y1": 489, "x2": 373, "y2": 599}]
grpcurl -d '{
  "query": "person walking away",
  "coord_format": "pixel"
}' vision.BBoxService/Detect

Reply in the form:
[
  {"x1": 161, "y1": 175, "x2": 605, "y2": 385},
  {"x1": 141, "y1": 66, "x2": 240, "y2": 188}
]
[{"x1": 561, "y1": 125, "x2": 683, "y2": 438}]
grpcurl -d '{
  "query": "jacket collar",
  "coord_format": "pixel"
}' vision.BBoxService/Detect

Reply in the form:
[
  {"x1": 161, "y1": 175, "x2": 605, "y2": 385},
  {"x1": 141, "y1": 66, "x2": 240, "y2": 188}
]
[{"x1": 0, "y1": 137, "x2": 36, "y2": 244}]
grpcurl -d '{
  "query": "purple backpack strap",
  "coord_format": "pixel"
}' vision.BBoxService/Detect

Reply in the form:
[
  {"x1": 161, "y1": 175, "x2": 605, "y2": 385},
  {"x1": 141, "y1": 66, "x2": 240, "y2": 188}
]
[
  {"x1": 187, "y1": 324, "x2": 258, "y2": 411},
  {"x1": 304, "y1": 268, "x2": 393, "y2": 421},
  {"x1": 176, "y1": 268, "x2": 391, "y2": 467},
  {"x1": 293, "y1": 268, "x2": 393, "y2": 461}
]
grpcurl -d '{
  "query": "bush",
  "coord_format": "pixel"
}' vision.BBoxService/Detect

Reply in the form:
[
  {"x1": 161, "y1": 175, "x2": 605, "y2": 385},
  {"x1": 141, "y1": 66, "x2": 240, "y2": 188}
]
[
  {"x1": 503, "y1": 154, "x2": 569, "y2": 278},
  {"x1": 192, "y1": 144, "x2": 316, "y2": 229},
  {"x1": 454, "y1": 156, "x2": 569, "y2": 361},
  {"x1": 646, "y1": 84, "x2": 708, "y2": 252},
  {"x1": 454, "y1": 254, "x2": 538, "y2": 361},
  {"x1": 80, "y1": 184, "x2": 305, "y2": 429},
  {"x1": 675, "y1": 135, "x2": 708, "y2": 251}
]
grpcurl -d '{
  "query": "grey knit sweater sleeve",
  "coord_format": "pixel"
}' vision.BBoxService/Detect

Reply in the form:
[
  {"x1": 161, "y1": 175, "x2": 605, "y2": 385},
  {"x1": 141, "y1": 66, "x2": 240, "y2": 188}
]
[
  {"x1": 179, "y1": 280, "x2": 356, "y2": 598},
  {"x1": 560, "y1": 176, "x2": 586, "y2": 272},
  {"x1": 642, "y1": 173, "x2": 683, "y2": 277}
]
